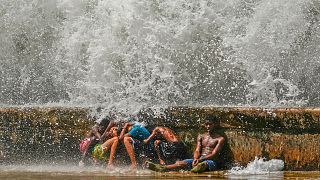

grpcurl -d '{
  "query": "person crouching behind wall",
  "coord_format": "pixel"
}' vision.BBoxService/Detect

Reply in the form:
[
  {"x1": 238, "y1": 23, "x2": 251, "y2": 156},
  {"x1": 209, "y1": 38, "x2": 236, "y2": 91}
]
[
  {"x1": 79, "y1": 117, "x2": 116, "y2": 168},
  {"x1": 119, "y1": 121, "x2": 155, "y2": 169},
  {"x1": 143, "y1": 126, "x2": 187, "y2": 165},
  {"x1": 91, "y1": 126, "x2": 121, "y2": 169}
]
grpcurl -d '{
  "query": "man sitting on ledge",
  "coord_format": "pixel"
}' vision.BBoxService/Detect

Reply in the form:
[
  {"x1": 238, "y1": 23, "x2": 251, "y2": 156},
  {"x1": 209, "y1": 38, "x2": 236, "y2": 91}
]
[{"x1": 147, "y1": 115, "x2": 225, "y2": 173}]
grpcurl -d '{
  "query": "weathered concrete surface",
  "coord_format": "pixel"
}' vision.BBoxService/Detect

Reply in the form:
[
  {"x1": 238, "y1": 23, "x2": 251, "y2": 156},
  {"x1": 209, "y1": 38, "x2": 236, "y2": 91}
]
[
  {"x1": 0, "y1": 107, "x2": 91, "y2": 164},
  {"x1": 0, "y1": 107, "x2": 320, "y2": 170},
  {"x1": 164, "y1": 107, "x2": 320, "y2": 131}
]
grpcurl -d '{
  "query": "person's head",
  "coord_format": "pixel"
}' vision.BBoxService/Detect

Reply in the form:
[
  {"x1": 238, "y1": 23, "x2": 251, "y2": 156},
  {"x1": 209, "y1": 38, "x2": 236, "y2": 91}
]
[
  {"x1": 125, "y1": 121, "x2": 135, "y2": 131},
  {"x1": 97, "y1": 116, "x2": 110, "y2": 130},
  {"x1": 109, "y1": 126, "x2": 121, "y2": 137},
  {"x1": 204, "y1": 115, "x2": 220, "y2": 132},
  {"x1": 125, "y1": 116, "x2": 138, "y2": 128}
]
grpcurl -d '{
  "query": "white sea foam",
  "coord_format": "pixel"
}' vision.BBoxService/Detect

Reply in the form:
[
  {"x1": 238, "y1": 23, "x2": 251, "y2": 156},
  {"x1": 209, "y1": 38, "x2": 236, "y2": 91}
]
[
  {"x1": 228, "y1": 156, "x2": 284, "y2": 175},
  {"x1": 1, "y1": 0, "x2": 319, "y2": 110}
]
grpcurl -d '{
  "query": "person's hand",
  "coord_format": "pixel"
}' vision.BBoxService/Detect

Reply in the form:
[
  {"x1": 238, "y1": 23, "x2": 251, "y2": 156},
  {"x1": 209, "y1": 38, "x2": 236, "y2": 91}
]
[
  {"x1": 192, "y1": 159, "x2": 199, "y2": 167},
  {"x1": 143, "y1": 139, "x2": 148, "y2": 144}
]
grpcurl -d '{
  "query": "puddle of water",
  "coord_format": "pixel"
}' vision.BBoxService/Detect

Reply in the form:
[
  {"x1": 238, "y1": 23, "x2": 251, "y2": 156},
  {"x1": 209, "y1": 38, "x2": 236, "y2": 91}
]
[{"x1": 0, "y1": 165, "x2": 319, "y2": 180}]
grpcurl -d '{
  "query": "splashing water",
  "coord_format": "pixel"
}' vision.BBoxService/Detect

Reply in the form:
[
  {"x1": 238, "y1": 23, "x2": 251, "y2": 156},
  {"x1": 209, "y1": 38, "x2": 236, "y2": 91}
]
[
  {"x1": 228, "y1": 157, "x2": 284, "y2": 175},
  {"x1": 1, "y1": 0, "x2": 320, "y2": 112}
]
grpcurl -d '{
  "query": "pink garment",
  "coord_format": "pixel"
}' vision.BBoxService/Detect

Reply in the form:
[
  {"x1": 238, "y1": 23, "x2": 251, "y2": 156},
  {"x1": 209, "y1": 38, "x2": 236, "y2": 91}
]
[{"x1": 79, "y1": 138, "x2": 91, "y2": 153}]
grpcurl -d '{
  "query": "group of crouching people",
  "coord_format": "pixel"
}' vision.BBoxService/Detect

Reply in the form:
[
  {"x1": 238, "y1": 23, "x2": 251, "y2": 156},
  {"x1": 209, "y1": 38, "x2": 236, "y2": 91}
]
[{"x1": 79, "y1": 115, "x2": 225, "y2": 173}]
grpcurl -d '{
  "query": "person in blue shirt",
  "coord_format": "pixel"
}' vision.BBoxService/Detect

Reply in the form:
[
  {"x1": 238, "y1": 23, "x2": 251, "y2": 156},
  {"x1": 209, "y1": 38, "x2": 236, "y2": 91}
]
[{"x1": 119, "y1": 122, "x2": 154, "y2": 169}]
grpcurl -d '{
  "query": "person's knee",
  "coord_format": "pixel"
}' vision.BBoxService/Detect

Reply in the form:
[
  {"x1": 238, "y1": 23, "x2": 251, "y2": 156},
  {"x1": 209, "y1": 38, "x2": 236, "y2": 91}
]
[
  {"x1": 113, "y1": 137, "x2": 119, "y2": 144},
  {"x1": 124, "y1": 136, "x2": 133, "y2": 144}
]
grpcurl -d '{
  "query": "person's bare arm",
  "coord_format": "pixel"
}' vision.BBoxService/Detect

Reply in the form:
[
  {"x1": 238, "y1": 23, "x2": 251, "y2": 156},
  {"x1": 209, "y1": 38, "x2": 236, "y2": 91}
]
[
  {"x1": 192, "y1": 134, "x2": 202, "y2": 166},
  {"x1": 199, "y1": 136, "x2": 225, "y2": 162},
  {"x1": 119, "y1": 123, "x2": 129, "y2": 140},
  {"x1": 100, "y1": 120, "x2": 115, "y2": 141},
  {"x1": 143, "y1": 127, "x2": 160, "y2": 144},
  {"x1": 92, "y1": 125, "x2": 101, "y2": 140}
]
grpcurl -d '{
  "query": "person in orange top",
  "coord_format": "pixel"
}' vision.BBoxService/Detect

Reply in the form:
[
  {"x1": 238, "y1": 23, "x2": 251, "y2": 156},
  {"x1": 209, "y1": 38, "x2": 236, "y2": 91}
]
[{"x1": 143, "y1": 126, "x2": 186, "y2": 165}]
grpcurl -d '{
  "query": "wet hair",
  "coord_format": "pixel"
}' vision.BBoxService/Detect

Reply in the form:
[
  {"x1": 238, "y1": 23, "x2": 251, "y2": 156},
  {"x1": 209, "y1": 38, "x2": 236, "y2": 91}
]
[
  {"x1": 116, "y1": 127, "x2": 122, "y2": 135},
  {"x1": 99, "y1": 116, "x2": 110, "y2": 127}
]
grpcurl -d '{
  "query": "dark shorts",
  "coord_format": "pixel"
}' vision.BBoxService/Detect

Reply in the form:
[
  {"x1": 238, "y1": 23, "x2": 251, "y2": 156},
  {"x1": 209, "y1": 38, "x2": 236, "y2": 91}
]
[
  {"x1": 159, "y1": 141, "x2": 186, "y2": 161},
  {"x1": 131, "y1": 138, "x2": 156, "y2": 160},
  {"x1": 183, "y1": 159, "x2": 217, "y2": 171}
]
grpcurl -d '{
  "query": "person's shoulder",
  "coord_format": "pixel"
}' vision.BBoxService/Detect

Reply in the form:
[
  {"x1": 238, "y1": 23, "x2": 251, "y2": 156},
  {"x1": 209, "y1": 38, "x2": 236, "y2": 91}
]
[
  {"x1": 157, "y1": 126, "x2": 167, "y2": 131},
  {"x1": 163, "y1": 126, "x2": 175, "y2": 131},
  {"x1": 217, "y1": 134, "x2": 225, "y2": 142}
]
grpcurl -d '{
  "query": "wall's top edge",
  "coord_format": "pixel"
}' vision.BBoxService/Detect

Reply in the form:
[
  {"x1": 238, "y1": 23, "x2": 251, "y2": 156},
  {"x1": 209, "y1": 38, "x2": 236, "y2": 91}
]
[{"x1": 1, "y1": 107, "x2": 320, "y2": 131}]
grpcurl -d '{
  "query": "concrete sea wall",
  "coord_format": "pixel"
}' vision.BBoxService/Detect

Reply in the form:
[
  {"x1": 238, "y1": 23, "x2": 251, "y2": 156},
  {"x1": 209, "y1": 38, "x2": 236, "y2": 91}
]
[{"x1": 0, "y1": 107, "x2": 319, "y2": 170}]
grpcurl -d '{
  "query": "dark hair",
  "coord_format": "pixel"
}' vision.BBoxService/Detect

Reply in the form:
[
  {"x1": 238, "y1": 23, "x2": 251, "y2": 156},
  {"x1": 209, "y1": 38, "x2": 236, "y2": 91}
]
[
  {"x1": 99, "y1": 116, "x2": 110, "y2": 127},
  {"x1": 116, "y1": 126, "x2": 122, "y2": 135}
]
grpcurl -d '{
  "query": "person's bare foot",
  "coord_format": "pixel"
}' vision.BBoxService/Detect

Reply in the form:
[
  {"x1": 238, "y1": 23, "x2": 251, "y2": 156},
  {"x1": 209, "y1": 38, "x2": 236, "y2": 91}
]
[
  {"x1": 146, "y1": 161, "x2": 166, "y2": 172},
  {"x1": 92, "y1": 158, "x2": 99, "y2": 166},
  {"x1": 106, "y1": 164, "x2": 115, "y2": 170},
  {"x1": 191, "y1": 162, "x2": 208, "y2": 173},
  {"x1": 130, "y1": 164, "x2": 137, "y2": 170}
]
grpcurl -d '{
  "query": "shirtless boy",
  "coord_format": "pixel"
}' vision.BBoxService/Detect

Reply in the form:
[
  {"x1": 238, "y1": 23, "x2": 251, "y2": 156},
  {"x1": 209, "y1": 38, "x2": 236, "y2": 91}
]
[
  {"x1": 143, "y1": 126, "x2": 186, "y2": 165},
  {"x1": 147, "y1": 115, "x2": 225, "y2": 173}
]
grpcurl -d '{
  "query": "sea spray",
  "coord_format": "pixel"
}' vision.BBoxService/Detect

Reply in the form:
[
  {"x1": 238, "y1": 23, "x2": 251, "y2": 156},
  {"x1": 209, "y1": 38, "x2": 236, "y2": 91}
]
[
  {"x1": 228, "y1": 156, "x2": 284, "y2": 175},
  {"x1": 1, "y1": 0, "x2": 320, "y2": 112}
]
